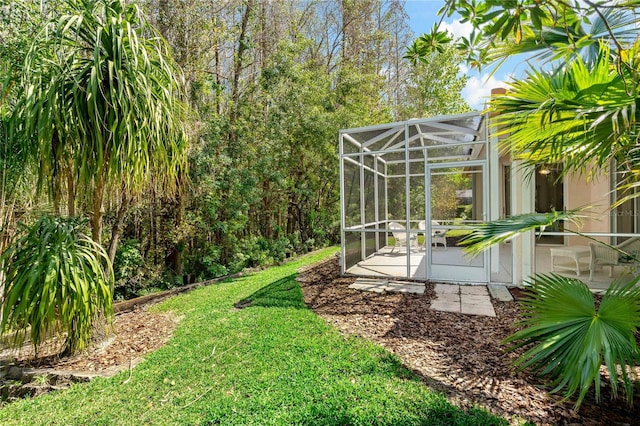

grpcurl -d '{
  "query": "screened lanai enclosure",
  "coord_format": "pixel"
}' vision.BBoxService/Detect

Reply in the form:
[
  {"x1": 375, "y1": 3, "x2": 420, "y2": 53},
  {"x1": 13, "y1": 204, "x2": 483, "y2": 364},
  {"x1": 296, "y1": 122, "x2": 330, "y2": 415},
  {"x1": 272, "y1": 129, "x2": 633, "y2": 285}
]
[
  {"x1": 339, "y1": 112, "x2": 496, "y2": 283},
  {"x1": 340, "y1": 111, "x2": 639, "y2": 288}
]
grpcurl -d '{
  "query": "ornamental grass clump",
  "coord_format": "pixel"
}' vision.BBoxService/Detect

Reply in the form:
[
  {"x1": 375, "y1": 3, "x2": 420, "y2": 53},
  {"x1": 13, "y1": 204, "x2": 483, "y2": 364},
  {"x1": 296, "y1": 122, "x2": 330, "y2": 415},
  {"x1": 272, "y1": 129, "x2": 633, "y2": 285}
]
[
  {"x1": 505, "y1": 274, "x2": 640, "y2": 409},
  {"x1": 0, "y1": 216, "x2": 113, "y2": 355}
]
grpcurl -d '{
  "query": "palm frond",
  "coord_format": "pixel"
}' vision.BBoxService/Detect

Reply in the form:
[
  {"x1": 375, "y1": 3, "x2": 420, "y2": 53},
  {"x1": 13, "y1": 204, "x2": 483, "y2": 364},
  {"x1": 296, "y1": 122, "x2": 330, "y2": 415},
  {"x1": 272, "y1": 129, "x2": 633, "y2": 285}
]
[
  {"x1": 461, "y1": 210, "x2": 585, "y2": 255},
  {"x1": 490, "y1": 42, "x2": 638, "y2": 179},
  {"x1": 0, "y1": 216, "x2": 113, "y2": 355},
  {"x1": 504, "y1": 274, "x2": 640, "y2": 408}
]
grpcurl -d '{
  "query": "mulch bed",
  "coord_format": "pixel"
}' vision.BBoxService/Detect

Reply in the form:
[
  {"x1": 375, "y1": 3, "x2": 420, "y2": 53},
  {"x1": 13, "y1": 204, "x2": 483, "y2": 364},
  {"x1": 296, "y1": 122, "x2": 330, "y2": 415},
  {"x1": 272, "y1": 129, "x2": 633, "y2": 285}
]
[
  {"x1": 3, "y1": 308, "x2": 179, "y2": 373},
  {"x1": 3, "y1": 257, "x2": 639, "y2": 424},
  {"x1": 297, "y1": 258, "x2": 640, "y2": 426}
]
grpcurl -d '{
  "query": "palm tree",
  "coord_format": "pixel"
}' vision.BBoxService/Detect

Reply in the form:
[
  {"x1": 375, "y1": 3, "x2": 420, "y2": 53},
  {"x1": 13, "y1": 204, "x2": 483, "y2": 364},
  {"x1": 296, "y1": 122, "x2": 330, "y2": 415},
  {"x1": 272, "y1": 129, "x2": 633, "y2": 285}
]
[
  {"x1": 492, "y1": 42, "x2": 639, "y2": 187},
  {"x1": 408, "y1": 1, "x2": 640, "y2": 408},
  {"x1": 0, "y1": 216, "x2": 113, "y2": 355},
  {"x1": 13, "y1": 0, "x2": 188, "y2": 250}
]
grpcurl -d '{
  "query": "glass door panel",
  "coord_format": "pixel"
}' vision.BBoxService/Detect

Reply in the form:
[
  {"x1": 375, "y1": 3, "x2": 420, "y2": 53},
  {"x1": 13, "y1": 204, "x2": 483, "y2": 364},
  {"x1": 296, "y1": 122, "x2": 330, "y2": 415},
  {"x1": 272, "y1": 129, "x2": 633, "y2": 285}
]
[
  {"x1": 535, "y1": 164, "x2": 564, "y2": 244},
  {"x1": 427, "y1": 163, "x2": 488, "y2": 282}
]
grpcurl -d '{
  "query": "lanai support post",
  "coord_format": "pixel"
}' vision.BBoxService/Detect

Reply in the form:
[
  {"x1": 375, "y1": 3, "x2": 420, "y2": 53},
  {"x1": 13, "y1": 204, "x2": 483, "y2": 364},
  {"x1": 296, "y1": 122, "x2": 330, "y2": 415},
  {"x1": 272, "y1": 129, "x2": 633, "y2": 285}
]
[
  {"x1": 404, "y1": 122, "x2": 411, "y2": 278},
  {"x1": 512, "y1": 160, "x2": 535, "y2": 285},
  {"x1": 488, "y1": 111, "x2": 501, "y2": 280},
  {"x1": 374, "y1": 155, "x2": 380, "y2": 252},
  {"x1": 359, "y1": 150, "x2": 366, "y2": 262},
  {"x1": 339, "y1": 132, "x2": 346, "y2": 274}
]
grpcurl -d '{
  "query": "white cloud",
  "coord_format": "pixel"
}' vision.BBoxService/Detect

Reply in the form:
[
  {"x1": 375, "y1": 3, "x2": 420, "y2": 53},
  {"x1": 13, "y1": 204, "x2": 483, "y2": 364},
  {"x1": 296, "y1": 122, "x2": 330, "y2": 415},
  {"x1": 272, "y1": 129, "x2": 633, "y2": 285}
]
[
  {"x1": 441, "y1": 19, "x2": 473, "y2": 40},
  {"x1": 438, "y1": 18, "x2": 515, "y2": 109},
  {"x1": 462, "y1": 74, "x2": 510, "y2": 110}
]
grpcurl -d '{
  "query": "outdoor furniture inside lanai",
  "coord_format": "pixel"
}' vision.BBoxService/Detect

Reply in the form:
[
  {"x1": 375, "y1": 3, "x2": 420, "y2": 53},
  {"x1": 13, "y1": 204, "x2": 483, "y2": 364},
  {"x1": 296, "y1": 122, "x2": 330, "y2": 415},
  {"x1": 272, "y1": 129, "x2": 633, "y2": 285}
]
[
  {"x1": 589, "y1": 237, "x2": 640, "y2": 281},
  {"x1": 388, "y1": 222, "x2": 416, "y2": 252},
  {"x1": 419, "y1": 220, "x2": 447, "y2": 248},
  {"x1": 549, "y1": 245, "x2": 591, "y2": 276}
]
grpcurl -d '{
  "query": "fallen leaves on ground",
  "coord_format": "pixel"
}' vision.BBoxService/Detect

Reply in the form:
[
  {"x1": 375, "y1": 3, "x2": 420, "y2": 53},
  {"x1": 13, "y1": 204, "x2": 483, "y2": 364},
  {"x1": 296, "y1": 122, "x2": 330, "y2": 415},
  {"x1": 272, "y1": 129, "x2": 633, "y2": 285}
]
[{"x1": 297, "y1": 258, "x2": 640, "y2": 426}]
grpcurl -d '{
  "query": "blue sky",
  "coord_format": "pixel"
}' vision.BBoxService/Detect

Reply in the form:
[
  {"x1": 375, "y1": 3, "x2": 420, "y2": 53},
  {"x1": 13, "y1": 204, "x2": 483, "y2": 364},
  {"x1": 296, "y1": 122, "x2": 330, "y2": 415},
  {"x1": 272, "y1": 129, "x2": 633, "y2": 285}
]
[{"x1": 404, "y1": 0, "x2": 520, "y2": 109}]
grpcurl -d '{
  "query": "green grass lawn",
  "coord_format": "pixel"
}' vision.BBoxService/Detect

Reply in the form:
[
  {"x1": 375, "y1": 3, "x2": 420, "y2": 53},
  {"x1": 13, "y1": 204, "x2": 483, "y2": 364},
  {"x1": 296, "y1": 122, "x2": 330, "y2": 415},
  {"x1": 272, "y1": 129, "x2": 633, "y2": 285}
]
[{"x1": 0, "y1": 248, "x2": 508, "y2": 425}]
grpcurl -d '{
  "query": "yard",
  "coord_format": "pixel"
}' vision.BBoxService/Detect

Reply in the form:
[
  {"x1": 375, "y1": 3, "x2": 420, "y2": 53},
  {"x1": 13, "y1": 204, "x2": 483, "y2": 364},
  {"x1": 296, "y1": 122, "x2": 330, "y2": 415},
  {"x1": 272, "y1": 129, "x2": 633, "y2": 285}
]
[{"x1": 1, "y1": 248, "x2": 638, "y2": 425}]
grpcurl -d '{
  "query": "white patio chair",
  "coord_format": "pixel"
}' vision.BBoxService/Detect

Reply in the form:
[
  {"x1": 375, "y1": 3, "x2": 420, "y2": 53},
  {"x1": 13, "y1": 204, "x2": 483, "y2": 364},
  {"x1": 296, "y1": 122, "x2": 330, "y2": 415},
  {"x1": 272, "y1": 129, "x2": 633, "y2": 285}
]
[
  {"x1": 388, "y1": 222, "x2": 415, "y2": 252},
  {"x1": 589, "y1": 237, "x2": 640, "y2": 281},
  {"x1": 418, "y1": 220, "x2": 447, "y2": 248}
]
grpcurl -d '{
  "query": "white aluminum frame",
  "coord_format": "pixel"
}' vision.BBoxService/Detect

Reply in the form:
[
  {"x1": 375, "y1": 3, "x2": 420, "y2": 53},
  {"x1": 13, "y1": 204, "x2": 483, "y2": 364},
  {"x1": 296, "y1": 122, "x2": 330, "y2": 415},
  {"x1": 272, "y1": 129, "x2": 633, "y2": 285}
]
[{"x1": 339, "y1": 112, "x2": 490, "y2": 282}]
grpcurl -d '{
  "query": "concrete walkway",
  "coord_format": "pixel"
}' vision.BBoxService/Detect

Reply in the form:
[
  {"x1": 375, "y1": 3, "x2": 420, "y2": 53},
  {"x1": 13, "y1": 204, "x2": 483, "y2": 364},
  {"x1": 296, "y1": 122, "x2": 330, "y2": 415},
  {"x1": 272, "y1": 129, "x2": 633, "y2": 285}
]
[
  {"x1": 349, "y1": 278, "x2": 515, "y2": 317},
  {"x1": 349, "y1": 278, "x2": 425, "y2": 294},
  {"x1": 430, "y1": 283, "x2": 496, "y2": 317}
]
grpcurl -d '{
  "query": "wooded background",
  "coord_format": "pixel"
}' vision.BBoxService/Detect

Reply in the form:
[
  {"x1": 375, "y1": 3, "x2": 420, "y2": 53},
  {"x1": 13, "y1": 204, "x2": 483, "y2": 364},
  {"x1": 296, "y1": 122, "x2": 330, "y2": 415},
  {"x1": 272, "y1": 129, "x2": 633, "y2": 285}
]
[{"x1": 0, "y1": 0, "x2": 469, "y2": 299}]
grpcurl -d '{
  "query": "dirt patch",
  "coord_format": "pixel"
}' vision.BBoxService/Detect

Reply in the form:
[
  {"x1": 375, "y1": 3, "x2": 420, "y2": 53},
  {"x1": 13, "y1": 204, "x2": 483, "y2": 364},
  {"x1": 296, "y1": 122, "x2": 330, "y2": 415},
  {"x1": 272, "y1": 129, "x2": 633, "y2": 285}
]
[
  {"x1": 1, "y1": 307, "x2": 179, "y2": 373},
  {"x1": 297, "y1": 258, "x2": 640, "y2": 426}
]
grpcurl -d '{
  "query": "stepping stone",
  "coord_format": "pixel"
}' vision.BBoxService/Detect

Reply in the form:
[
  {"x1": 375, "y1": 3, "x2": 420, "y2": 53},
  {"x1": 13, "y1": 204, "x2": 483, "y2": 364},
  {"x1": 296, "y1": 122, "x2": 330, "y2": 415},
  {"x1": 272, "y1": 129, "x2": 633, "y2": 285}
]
[
  {"x1": 349, "y1": 278, "x2": 388, "y2": 293},
  {"x1": 350, "y1": 278, "x2": 425, "y2": 294},
  {"x1": 387, "y1": 281, "x2": 425, "y2": 294},
  {"x1": 434, "y1": 293, "x2": 460, "y2": 303},
  {"x1": 460, "y1": 302, "x2": 496, "y2": 317},
  {"x1": 430, "y1": 283, "x2": 498, "y2": 317},
  {"x1": 460, "y1": 285, "x2": 488, "y2": 296},
  {"x1": 430, "y1": 300, "x2": 461, "y2": 313},
  {"x1": 488, "y1": 284, "x2": 514, "y2": 302},
  {"x1": 434, "y1": 283, "x2": 459, "y2": 294},
  {"x1": 462, "y1": 297, "x2": 491, "y2": 308}
]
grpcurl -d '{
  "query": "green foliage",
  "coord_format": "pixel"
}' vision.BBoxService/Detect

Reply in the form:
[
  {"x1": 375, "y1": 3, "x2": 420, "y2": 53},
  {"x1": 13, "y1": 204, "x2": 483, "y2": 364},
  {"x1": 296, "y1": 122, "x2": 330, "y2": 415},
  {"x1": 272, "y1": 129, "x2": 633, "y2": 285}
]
[
  {"x1": 0, "y1": 216, "x2": 113, "y2": 355},
  {"x1": 0, "y1": 248, "x2": 507, "y2": 425},
  {"x1": 409, "y1": 1, "x2": 639, "y2": 70},
  {"x1": 189, "y1": 244, "x2": 228, "y2": 281},
  {"x1": 400, "y1": 44, "x2": 471, "y2": 119},
  {"x1": 492, "y1": 43, "x2": 639, "y2": 181},
  {"x1": 112, "y1": 238, "x2": 144, "y2": 300},
  {"x1": 111, "y1": 238, "x2": 186, "y2": 300},
  {"x1": 3, "y1": 1, "x2": 473, "y2": 298},
  {"x1": 12, "y1": 0, "x2": 187, "y2": 238},
  {"x1": 411, "y1": 6, "x2": 640, "y2": 410},
  {"x1": 462, "y1": 211, "x2": 585, "y2": 255},
  {"x1": 505, "y1": 275, "x2": 640, "y2": 408}
]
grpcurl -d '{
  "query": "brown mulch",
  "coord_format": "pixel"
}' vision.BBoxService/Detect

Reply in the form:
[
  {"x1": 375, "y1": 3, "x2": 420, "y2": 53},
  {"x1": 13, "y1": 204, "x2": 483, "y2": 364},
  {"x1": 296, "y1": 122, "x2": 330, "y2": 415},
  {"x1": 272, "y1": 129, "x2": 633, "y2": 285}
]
[
  {"x1": 5, "y1": 308, "x2": 180, "y2": 373},
  {"x1": 297, "y1": 258, "x2": 640, "y2": 426},
  {"x1": 3, "y1": 257, "x2": 639, "y2": 425}
]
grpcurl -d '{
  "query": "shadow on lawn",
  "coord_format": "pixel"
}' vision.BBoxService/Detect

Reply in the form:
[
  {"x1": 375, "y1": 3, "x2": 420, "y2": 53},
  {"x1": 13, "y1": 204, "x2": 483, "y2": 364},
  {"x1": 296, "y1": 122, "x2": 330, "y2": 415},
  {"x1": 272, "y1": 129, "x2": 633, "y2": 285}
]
[
  {"x1": 234, "y1": 274, "x2": 307, "y2": 310},
  {"x1": 230, "y1": 270, "x2": 510, "y2": 425}
]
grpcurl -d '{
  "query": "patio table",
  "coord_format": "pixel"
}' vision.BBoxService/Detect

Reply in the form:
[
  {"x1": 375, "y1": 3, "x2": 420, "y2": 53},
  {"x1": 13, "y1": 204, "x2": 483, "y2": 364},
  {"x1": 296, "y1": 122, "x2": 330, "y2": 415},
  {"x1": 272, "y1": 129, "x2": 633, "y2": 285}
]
[{"x1": 550, "y1": 246, "x2": 590, "y2": 276}]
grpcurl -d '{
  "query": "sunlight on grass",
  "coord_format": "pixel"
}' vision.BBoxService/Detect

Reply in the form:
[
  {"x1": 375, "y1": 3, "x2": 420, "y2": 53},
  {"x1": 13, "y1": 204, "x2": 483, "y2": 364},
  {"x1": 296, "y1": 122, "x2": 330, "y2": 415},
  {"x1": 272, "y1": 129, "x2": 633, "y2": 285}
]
[{"x1": 0, "y1": 248, "x2": 508, "y2": 425}]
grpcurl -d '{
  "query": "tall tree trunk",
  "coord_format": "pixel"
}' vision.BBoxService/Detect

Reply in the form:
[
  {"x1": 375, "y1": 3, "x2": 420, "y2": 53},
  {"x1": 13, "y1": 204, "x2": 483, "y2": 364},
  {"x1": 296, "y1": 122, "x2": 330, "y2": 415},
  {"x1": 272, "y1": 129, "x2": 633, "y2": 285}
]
[
  {"x1": 66, "y1": 166, "x2": 76, "y2": 217},
  {"x1": 214, "y1": 39, "x2": 221, "y2": 115},
  {"x1": 107, "y1": 192, "x2": 131, "y2": 267},
  {"x1": 228, "y1": 0, "x2": 255, "y2": 144},
  {"x1": 166, "y1": 179, "x2": 185, "y2": 276},
  {"x1": 51, "y1": 132, "x2": 61, "y2": 216},
  {"x1": 157, "y1": 0, "x2": 169, "y2": 37},
  {"x1": 91, "y1": 171, "x2": 105, "y2": 244}
]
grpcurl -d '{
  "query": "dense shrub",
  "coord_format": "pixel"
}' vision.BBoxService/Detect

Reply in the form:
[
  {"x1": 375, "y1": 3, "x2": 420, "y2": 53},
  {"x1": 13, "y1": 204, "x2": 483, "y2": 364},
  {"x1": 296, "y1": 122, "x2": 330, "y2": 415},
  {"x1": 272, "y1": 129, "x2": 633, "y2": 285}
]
[{"x1": 0, "y1": 216, "x2": 113, "y2": 355}]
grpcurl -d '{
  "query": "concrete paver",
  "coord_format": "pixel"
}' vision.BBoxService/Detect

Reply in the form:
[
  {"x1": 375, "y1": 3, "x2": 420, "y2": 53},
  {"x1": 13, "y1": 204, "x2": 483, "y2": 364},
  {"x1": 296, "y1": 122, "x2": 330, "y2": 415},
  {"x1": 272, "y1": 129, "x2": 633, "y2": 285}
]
[
  {"x1": 434, "y1": 293, "x2": 461, "y2": 302},
  {"x1": 349, "y1": 278, "x2": 425, "y2": 294},
  {"x1": 461, "y1": 295, "x2": 491, "y2": 304},
  {"x1": 430, "y1": 283, "x2": 497, "y2": 317},
  {"x1": 460, "y1": 302, "x2": 496, "y2": 317},
  {"x1": 488, "y1": 284, "x2": 514, "y2": 301},
  {"x1": 430, "y1": 301, "x2": 461, "y2": 313},
  {"x1": 350, "y1": 279, "x2": 500, "y2": 317},
  {"x1": 460, "y1": 286, "x2": 489, "y2": 296},
  {"x1": 434, "y1": 283, "x2": 460, "y2": 293}
]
